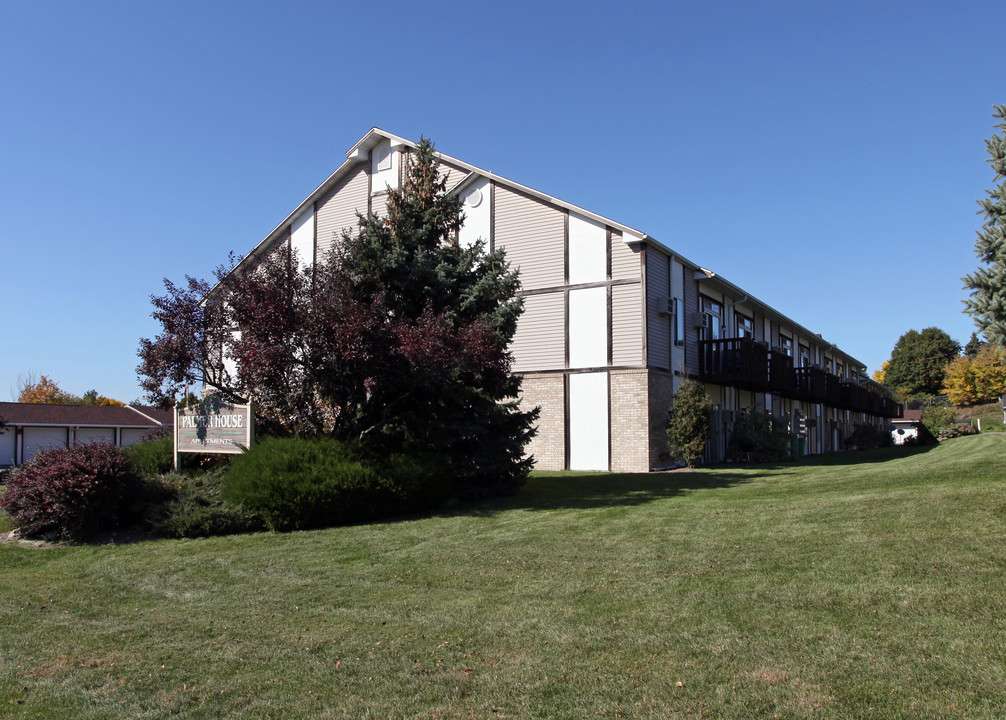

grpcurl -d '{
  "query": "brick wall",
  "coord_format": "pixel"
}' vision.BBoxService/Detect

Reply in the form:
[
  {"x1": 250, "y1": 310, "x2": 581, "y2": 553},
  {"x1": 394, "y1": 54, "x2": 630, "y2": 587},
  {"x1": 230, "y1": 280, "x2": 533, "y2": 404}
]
[
  {"x1": 609, "y1": 370, "x2": 649, "y2": 472},
  {"x1": 518, "y1": 374, "x2": 566, "y2": 471}
]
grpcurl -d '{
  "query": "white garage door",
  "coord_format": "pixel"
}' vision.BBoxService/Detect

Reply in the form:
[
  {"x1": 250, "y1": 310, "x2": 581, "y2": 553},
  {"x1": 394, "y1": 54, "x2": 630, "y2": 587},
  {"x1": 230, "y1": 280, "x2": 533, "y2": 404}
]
[
  {"x1": 23, "y1": 427, "x2": 68, "y2": 462},
  {"x1": 0, "y1": 428, "x2": 15, "y2": 466},
  {"x1": 75, "y1": 427, "x2": 115, "y2": 445}
]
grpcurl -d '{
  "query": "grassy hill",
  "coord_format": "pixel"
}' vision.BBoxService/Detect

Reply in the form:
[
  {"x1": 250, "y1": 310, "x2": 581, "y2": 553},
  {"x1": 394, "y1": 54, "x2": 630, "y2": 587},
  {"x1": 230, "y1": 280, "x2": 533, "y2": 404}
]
[
  {"x1": 955, "y1": 400, "x2": 1006, "y2": 432},
  {"x1": 2, "y1": 436, "x2": 1006, "y2": 719}
]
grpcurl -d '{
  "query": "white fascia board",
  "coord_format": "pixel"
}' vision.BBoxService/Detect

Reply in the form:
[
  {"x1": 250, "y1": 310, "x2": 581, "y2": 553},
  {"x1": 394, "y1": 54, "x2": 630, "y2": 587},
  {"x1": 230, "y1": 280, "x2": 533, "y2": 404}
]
[
  {"x1": 126, "y1": 406, "x2": 168, "y2": 425},
  {"x1": 11, "y1": 423, "x2": 158, "y2": 429}
]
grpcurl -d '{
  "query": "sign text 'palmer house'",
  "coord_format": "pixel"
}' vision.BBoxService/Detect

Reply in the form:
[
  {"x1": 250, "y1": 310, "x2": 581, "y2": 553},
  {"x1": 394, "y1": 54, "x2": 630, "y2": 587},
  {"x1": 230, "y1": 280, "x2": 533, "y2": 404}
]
[{"x1": 174, "y1": 399, "x2": 254, "y2": 456}]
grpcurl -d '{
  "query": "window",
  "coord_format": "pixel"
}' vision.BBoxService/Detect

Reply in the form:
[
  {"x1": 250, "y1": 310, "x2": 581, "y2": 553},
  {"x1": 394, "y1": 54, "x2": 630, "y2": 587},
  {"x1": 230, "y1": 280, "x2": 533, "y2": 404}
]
[
  {"x1": 779, "y1": 335, "x2": 793, "y2": 357},
  {"x1": 672, "y1": 297, "x2": 685, "y2": 346},
  {"x1": 374, "y1": 144, "x2": 392, "y2": 171},
  {"x1": 736, "y1": 313, "x2": 753, "y2": 339},
  {"x1": 799, "y1": 344, "x2": 811, "y2": 368},
  {"x1": 700, "y1": 297, "x2": 721, "y2": 341}
]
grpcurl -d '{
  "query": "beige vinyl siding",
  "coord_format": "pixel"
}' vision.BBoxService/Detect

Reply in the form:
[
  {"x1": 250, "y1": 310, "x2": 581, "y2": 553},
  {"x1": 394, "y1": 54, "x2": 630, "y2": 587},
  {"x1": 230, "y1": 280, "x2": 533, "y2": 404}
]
[
  {"x1": 512, "y1": 291, "x2": 565, "y2": 372},
  {"x1": 612, "y1": 283, "x2": 643, "y2": 366},
  {"x1": 315, "y1": 164, "x2": 368, "y2": 261},
  {"x1": 683, "y1": 266, "x2": 700, "y2": 374},
  {"x1": 610, "y1": 234, "x2": 641, "y2": 280},
  {"x1": 439, "y1": 160, "x2": 469, "y2": 191},
  {"x1": 494, "y1": 185, "x2": 565, "y2": 290},
  {"x1": 371, "y1": 191, "x2": 391, "y2": 218},
  {"x1": 647, "y1": 250, "x2": 671, "y2": 369}
]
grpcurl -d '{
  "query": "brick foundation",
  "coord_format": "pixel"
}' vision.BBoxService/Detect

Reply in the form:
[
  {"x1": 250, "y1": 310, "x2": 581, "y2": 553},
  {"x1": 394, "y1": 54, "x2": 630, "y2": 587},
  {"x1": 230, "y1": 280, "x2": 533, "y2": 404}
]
[{"x1": 518, "y1": 374, "x2": 566, "y2": 471}]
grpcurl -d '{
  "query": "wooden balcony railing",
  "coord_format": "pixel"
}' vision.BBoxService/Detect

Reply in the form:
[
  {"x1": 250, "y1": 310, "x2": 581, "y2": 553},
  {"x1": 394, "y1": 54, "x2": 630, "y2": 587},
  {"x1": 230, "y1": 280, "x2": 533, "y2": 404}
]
[
  {"x1": 698, "y1": 338, "x2": 770, "y2": 392},
  {"x1": 697, "y1": 337, "x2": 900, "y2": 417}
]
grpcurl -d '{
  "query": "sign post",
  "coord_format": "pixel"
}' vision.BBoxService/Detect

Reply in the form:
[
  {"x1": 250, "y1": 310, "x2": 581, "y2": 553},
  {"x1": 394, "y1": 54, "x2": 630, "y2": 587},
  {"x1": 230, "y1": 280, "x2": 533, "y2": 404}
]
[{"x1": 173, "y1": 397, "x2": 254, "y2": 470}]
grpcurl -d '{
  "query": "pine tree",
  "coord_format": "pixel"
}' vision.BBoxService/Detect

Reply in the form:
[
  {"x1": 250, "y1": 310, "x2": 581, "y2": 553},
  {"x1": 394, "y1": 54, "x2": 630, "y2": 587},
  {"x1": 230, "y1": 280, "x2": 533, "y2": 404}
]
[
  {"x1": 964, "y1": 105, "x2": 1006, "y2": 344},
  {"x1": 138, "y1": 138, "x2": 538, "y2": 498}
]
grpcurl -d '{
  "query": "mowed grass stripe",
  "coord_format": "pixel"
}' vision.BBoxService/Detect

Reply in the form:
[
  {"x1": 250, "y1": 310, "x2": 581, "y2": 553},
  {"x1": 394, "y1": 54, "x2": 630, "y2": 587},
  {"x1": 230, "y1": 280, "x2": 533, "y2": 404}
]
[{"x1": 2, "y1": 435, "x2": 1006, "y2": 718}]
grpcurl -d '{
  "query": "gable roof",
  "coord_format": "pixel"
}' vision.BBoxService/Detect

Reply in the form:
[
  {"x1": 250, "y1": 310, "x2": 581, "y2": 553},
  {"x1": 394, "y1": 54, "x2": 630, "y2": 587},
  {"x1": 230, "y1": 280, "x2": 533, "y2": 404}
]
[
  {"x1": 213, "y1": 128, "x2": 658, "y2": 295},
  {"x1": 211, "y1": 128, "x2": 869, "y2": 373},
  {"x1": 0, "y1": 402, "x2": 169, "y2": 428}
]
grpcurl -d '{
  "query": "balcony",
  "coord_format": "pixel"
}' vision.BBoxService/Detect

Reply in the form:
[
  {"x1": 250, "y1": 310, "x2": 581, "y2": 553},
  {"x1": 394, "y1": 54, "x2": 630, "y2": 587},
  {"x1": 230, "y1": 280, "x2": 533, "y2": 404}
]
[
  {"x1": 794, "y1": 366, "x2": 829, "y2": 403},
  {"x1": 698, "y1": 338, "x2": 902, "y2": 418},
  {"x1": 698, "y1": 338, "x2": 770, "y2": 391}
]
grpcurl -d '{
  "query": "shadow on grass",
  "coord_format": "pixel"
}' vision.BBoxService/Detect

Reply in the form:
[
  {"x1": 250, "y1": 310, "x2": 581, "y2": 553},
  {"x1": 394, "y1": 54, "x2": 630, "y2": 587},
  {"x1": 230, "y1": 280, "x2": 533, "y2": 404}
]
[
  {"x1": 456, "y1": 469, "x2": 775, "y2": 516},
  {"x1": 453, "y1": 443, "x2": 938, "y2": 517}
]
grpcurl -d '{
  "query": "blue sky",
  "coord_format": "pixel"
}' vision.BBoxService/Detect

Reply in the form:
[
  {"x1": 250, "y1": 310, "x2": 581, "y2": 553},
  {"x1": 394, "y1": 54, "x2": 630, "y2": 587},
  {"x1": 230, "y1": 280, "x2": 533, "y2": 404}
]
[{"x1": 0, "y1": 0, "x2": 999, "y2": 402}]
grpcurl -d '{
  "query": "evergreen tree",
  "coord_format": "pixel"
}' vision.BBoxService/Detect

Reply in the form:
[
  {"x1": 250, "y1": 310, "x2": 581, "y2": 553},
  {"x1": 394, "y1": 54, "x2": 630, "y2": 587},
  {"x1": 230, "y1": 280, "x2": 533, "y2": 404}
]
[
  {"x1": 963, "y1": 332, "x2": 986, "y2": 359},
  {"x1": 139, "y1": 138, "x2": 537, "y2": 498},
  {"x1": 884, "y1": 327, "x2": 960, "y2": 397},
  {"x1": 964, "y1": 105, "x2": 1006, "y2": 344},
  {"x1": 666, "y1": 379, "x2": 711, "y2": 468}
]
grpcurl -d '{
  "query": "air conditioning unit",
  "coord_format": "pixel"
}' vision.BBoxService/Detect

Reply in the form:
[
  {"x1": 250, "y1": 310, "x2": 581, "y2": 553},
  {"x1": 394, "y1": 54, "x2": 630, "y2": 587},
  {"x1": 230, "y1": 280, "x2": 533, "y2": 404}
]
[
  {"x1": 691, "y1": 312, "x2": 707, "y2": 327},
  {"x1": 654, "y1": 295, "x2": 670, "y2": 316}
]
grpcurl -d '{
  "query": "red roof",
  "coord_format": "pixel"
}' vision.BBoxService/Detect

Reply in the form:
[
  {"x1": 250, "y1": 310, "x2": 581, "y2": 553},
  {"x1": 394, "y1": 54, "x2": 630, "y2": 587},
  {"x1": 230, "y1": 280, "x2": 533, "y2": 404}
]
[{"x1": 0, "y1": 402, "x2": 169, "y2": 428}]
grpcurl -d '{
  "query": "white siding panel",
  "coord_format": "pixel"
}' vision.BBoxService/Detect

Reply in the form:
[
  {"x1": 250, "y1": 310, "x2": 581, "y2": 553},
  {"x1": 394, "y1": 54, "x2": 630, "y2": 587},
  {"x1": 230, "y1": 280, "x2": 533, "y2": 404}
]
[
  {"x1": 569, "y1": 372, "x2": 609, "y2": 471},
  {"x1": 459, "y1": 177, "x2": 490, "y2": 250},
  {"x1": 316, "y1": 164, "x2": 368, "y2": 260},
  {"x1": 568, "y1": 213, "x2": 606, "y2": 284},
  {"x1": 290, "y1": 210, "x2": 314, "y2": 269},
  {"x1": 648, "y1": 250, "x2": 671, "y2": 369},
  {"x1": 512, "y1": 292, "x2": 565, "y2": 371},
  {"x1": 23, "y1": 427, "x2": 67, "y2": 461},
  {"x1": 569, "y1": 287, "x2": 607, "y2": 368},
  {"x1": 611, "y1": 235, "x2": 640, "y2": 280},
  {"x1": 371, "y1": 141, "x2": 399, "y2": 193},
  {"x1": 495, "y1": 185, "x2": 565, "y2": 290},
  {"x1": 612, "y1": 283, "x2": 642, "y2": 366}
]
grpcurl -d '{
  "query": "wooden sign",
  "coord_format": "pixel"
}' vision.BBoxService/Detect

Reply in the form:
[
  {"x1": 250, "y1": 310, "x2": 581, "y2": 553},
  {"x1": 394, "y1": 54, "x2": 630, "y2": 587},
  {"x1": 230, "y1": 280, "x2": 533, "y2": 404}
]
[{"x1": 174, "y1": 397, "x2": 253, "y2": 469}]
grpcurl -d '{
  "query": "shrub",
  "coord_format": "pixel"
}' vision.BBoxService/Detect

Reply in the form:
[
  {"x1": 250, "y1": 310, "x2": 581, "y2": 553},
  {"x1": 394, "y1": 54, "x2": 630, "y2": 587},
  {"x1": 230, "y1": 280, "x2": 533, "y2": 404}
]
[
  {"x1": 0, "y1": 442, "x2": 141, "y2": 540},
  {"x1": 728, "y1": 411, "x2": 793, "y2": 463},
  {"x1": 936, "y1": 421, "x2": 980, "y2": 440},
  {"x1": 921, "y1": 405, "x2": 959, "y2": 438},
  {"x1": 845, "y1": 424, "x2": 894, "y2": 450},
  {"x1": 223, "y1": 436, "x2": 439, "y2": 532},
  {"x1": 126, "y1": 433, "x2": 232, "y2": 478},
  {"x1": 363, "y1": 449, "x2": 454, "y2": 513},
  {"x1": 127, "y1": 434, "x2": 175, "y2": 477},
  {"x1": 153, "y1": 470, "x2": 264, "y2": 538},
  {"x1": 666, "y1": 380, "x2": 711, "y2": 468}
]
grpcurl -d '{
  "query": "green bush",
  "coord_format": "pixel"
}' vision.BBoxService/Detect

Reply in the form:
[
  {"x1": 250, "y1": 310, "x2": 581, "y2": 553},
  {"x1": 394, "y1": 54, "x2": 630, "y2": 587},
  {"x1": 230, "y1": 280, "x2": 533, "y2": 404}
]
[
  {"x1": 666, "y1": 379, "x2": 711, "y2": 468},
  {"x1": 728, "y1": 411, "x2": 793, "y2": 463},
  {"x1": 921, "y1": 405, "x2": 959, "y2": 438},
  {"x1": 363, "y1": 449, "x2": 454, "y2": 513},
  {"x1": 127, "y1": 433, "x2": 232, "y2": 478},
  {"x1": 936, "y1": 422, "x2": 980, "y2": 440},
  {"x1": 153, "y1": 470, "x2": 264, "y2": 538},
  {"x1": 127, "y1": 434, "x2": 174, "y2": 477},
  {"x1": 223, "y1": 436, "x2": 445, "y2": 532}
]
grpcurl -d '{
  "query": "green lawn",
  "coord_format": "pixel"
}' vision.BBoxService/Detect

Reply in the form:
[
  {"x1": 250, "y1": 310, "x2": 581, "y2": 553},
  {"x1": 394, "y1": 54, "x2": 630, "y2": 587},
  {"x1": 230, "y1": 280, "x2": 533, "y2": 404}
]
[{"x1": 2, "y1": 436, "x2": 1006, "y2": 719}]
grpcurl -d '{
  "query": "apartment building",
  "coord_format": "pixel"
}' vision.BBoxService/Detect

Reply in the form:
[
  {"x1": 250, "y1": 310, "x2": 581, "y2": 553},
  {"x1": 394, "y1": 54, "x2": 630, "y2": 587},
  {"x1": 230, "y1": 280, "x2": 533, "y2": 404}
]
[{"x1": 219, "y1": 128, "x2": 899, "y2": 472}]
